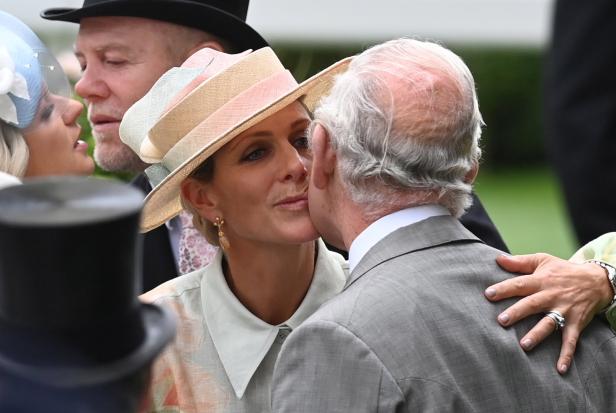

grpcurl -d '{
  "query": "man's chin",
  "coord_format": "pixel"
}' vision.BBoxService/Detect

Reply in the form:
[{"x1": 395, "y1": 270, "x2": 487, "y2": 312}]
[{"x1": 93, "y1": 144, "x2": 147, "y2": 174}]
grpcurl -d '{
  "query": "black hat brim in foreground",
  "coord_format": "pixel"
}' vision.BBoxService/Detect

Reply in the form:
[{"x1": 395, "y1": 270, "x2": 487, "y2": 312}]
[
  {"x1": 0, "y1": 303, "x2": 176, "y2": 388},
  {"x1": 41, "y1": 0, "x2": 268, "y2": 52},
  {"x1": 0, "y1": 177, "x2": 176, "y2": 387}
]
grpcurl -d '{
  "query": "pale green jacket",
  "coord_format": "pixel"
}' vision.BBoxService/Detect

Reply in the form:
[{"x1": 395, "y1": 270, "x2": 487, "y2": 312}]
[{"x1": 571, "y1": 232, "x2": 616, "y2": 327}]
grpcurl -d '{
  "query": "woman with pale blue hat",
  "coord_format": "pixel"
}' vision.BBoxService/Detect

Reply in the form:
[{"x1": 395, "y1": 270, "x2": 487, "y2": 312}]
[{"x1": 0, "y1": 10, "x2": 94, "y2": 182}]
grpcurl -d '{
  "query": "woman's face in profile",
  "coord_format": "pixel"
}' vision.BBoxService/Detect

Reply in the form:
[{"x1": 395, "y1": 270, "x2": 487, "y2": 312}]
[
  {"x1": 22, "y1": 92, "x2": 94, "y2": 177},
  {"x1": 207, "y1": 101, "x2": 319, "y2": 246}
]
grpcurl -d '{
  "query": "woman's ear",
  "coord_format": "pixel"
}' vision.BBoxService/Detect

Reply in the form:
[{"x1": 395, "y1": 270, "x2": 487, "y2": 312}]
[{"x1": 180, "y1": 178, "x2": 220, "y2": 222}]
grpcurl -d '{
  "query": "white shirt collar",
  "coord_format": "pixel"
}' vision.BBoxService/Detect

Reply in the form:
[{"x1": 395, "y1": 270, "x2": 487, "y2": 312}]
[
  {"x1": 348, "y1": 204, "x2": 450, "y2": 272},
  {"x1": 202, "y1": 239, "x2": 347, "y2": 399}
]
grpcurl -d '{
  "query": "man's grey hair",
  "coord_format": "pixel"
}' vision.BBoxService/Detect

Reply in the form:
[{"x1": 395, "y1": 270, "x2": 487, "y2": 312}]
[{"x1": 313, "y1": 38, "x2": 483, "y2": 218}]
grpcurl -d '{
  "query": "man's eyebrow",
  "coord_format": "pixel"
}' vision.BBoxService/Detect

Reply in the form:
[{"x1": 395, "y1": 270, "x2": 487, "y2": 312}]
[{"x1": 73, "y1": 43, "x2": 136, "y2": 57}]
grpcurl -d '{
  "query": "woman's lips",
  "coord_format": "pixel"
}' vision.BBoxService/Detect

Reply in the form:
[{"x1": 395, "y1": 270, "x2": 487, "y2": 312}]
[
  {"x1": 73, "y1": 139, "x2": 89, "y2": 154},
  {"x1": 275, "y1": 195, "x2": 309, "y2": 211}
]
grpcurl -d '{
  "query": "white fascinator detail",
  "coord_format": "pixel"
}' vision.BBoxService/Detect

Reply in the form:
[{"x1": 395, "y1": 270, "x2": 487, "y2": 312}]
[{"x1": 0, "y1": 45, "x2": 30, "y2": 125}]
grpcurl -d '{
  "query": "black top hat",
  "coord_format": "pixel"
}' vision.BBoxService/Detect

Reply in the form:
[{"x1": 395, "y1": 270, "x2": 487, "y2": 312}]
[
  {"x1": 41, "y1": 0, "x2": 268, "y2": 53},
  {"x1": 0, "y1": 177, "x2": 175, "y2": 388}
]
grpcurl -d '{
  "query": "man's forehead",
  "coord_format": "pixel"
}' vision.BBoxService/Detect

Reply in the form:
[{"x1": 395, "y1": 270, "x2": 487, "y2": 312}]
[
  {"x1": 75, "y1": 16, "x2": 168, "y2": 53},
  {"x1": 76, "y1": 16, "x2": 170, "y2": 43}
]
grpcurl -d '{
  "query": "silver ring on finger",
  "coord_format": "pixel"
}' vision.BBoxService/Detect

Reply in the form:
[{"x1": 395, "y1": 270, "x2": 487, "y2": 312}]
[{"x1": 545, "y1": 310, "x2": 566, "y2": 331}]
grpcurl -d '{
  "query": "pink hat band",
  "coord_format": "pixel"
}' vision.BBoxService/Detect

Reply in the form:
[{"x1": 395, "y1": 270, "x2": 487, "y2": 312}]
[{"x1": 163, "y1": 69, "x2": 299, "y2": 172}]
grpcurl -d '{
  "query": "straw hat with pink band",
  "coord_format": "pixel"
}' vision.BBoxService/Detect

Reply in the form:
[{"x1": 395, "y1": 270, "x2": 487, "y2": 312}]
[{"x1": 120, "y1": 47, "x2": 351, "y2": 233}]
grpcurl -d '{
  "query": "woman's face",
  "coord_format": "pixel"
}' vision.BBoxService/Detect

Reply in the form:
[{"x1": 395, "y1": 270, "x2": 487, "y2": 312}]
[
  {"x1": 22, "y1": 93, "x2": 94, "y2": 177},
  {"x1": 206, "y1": 101, "x2": 319, "y2": 247}
]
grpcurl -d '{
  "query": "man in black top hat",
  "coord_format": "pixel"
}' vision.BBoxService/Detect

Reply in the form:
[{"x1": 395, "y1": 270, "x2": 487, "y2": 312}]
[
  {"x1": 0, "y1": 177, "x2": 175, "y2": 412},
  {"x1": 41, "y1": 0, "x2": 269, "y2": 291},
  {"x1": 41, "y1": 0, "x2": 508, "y2": 293}
]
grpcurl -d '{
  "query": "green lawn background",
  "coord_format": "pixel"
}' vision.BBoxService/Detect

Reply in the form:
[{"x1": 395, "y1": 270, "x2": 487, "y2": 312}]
[{"x1": 475, "y1": 167, "x2": 577, "y2": 258}]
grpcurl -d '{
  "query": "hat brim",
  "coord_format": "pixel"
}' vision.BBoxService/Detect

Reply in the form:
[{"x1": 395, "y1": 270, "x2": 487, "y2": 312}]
[
  {"x1": 141, "y1": 57, "x2": 352, "y2": 233},
  {"x1": 0, "y1": 303, "x2": 176, "y2": 388},
  {"x1": 41, "y1": 0, "x2": 268, "y2": 52}
]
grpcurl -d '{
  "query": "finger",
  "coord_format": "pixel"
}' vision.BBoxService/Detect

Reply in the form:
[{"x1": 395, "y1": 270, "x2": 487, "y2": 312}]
[
  {"x1": 557, "y1": 327, "x2": 579, "y2": 375},
  {"x1": 495, "y1": 292, "x2": 549, "y2": 326},
  {"x1": 485, "y1": 274, "x2": 541, "y2": 301},
  {"x1": 496, "y1": 253, "x2": 549, "y2": 274},
  {"x1": 519, "y1": 315, "x2": 558, "y2": 351}
]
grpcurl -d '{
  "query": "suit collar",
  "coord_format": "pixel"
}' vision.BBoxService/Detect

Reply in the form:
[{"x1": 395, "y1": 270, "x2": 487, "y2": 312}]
[
  {"x1": 346, "y1": 215, "x2": 483, "y2": 289},
  {"x1": 348, "y1": 204, "x2": 450, "y2": 272}
]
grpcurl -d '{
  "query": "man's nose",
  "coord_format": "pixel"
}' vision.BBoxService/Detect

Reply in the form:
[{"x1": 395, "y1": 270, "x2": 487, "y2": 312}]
[{"x1": 74, "y1": 66, "x2": 110, "y2": 102}]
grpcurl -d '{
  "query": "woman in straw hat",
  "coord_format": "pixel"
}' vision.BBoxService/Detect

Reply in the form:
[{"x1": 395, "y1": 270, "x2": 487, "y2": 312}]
[
  {"x1": 122, "y1": 41, "x2": 616, "y2": 411},
  {"x1": 121, "y1": 44, "x2": 615, "y2": 411},
  {"x1": 0, "y1": 11, "x2": 94, "y2": 183},
  {"x1": 119, "y1": 46, "x2": 350, "y2": 412}
]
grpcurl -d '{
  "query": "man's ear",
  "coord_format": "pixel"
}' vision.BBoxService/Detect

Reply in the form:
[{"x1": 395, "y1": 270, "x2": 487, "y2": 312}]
[
  {"x1": 180, "y1": 178, "x2": 220, "y2": 222},
  {"x1": 464, "y1": 161, "x2": 479, "y2": 184},
  {"x1": 311, "y1": 123, "x2": 336, "y2": 190}
]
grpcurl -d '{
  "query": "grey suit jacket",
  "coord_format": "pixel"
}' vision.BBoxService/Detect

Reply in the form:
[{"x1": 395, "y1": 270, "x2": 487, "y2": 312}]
[{"x1": 272, "y1": 216, "x2": 616, "y2": 412}]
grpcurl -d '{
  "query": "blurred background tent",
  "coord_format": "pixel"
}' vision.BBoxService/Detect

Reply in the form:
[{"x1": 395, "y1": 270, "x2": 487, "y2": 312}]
[{"x1": 5, "y1": 0, "x2": 575, "y2": 256}]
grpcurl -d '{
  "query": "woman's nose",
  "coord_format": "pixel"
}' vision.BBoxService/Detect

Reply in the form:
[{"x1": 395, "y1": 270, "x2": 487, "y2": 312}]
[
  {"x1": 62, "y1": 98, "x2": 84, "y2": 124},
  {"x1": 282, "y1": 146, "x2": 308, "y2": 182}
]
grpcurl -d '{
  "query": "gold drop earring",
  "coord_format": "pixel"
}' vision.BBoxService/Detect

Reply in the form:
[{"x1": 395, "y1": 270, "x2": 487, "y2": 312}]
[{"x1": 214, "y1": 216, "x2": 230, "y2": 251}]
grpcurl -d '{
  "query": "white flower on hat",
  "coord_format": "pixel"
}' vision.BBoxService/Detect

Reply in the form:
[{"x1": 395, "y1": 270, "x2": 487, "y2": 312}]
[{"x1": 0, "y1": 45, "x2": 30, "y2": 126}]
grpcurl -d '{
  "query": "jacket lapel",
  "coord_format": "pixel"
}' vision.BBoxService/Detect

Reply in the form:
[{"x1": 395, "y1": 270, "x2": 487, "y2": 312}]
[{"x1": 346, "y1": 215, "x2": 484, "y2": 289}]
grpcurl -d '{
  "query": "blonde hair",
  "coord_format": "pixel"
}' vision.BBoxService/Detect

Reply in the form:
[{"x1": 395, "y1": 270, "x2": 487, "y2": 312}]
[
  {"x1": 0, "y1": 122, "x2": 29, "y2": 177},
  {"x1": 179, "y1": 156, "x2": 220, "y2": 246}
]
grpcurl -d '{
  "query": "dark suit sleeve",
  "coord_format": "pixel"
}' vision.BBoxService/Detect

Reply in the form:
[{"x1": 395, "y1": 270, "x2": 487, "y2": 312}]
[
  {"x1": 130, "y1": 174, "x2": 178, "y2": 293},
  {"x1": 459, "y1": 192, "x2": 509, "y2": 252},
  {"x1": 545, "y1": 0, "x2": 616, "y2": 246}
]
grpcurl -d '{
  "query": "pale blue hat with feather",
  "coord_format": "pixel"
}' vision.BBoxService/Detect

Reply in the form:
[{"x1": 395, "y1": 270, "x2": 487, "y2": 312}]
[{"x1": 0, "y1": 11, "x2": 70, "y2": 130}]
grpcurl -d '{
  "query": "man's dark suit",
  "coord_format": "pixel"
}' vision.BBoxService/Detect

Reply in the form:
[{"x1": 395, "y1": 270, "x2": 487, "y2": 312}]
[
  {"x1": 131, "y1": 174, "x2": 177, "y2": 293},
  {"x1": 545, "y1": 0, "x2": 616, "y2": 245},
  {"x1": 132, "y1": 174, "x2": 508, "y2": 292}
]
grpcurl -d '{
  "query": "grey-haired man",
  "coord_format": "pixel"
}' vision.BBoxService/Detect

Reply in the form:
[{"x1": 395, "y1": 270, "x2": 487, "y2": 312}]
[{"x1": 272, "y1": 38, "x2": 616, "y2": 412}]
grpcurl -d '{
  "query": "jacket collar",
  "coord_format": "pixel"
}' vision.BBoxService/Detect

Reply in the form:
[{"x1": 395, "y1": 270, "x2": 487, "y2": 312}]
[
  {"x1": 348, "y1": 205, "x2": 450, "y2": 272},
  {"x1": 202, "y1": 239, "x2": 347, "y2": 399},
  {"x1": 347, "y1": 215, "x2": 483, "y2": 290}
]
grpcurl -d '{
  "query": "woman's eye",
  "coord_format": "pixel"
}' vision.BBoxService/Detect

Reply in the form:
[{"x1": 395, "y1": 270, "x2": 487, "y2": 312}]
[
  {"x1": 242, "y1": 148, "x2": 266, "y2": 162},
  {"x1": 39, "y1": 104, "x2": 55, "y2": 122},
  {"x1": 293, "y1": 135, "x2": 309, "y2": 149}
]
